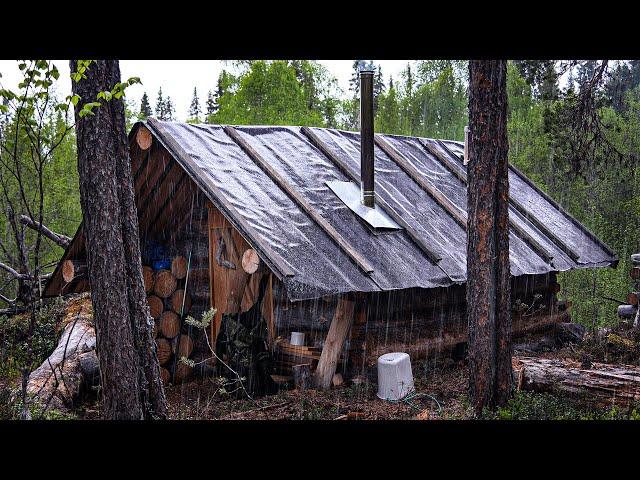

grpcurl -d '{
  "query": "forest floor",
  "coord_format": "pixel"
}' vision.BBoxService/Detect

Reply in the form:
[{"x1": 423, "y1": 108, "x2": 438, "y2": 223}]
[{"x1": 2, "y1": 295, "x2": 640, "y2": 420}]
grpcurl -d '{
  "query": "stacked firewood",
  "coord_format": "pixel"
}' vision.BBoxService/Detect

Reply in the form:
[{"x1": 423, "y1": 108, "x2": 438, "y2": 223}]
[
  {"x1": 144, "y1": 255, "x2": 195, "y2": 385},
  {"x1": 617, "y1": 253, "x2": 639, "y2": 327}
]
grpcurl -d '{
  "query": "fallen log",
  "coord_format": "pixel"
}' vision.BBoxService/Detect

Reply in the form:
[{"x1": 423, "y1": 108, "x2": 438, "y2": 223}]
[
  {"x1": 26, "y1": 296, "x2": 96, "y2": 411},
  {"x1": 514, "y1": 356, "x2": 640, "y2": 408},
  {"x1": 366, "y1": 310, "x2": 569, "y2": 365}
]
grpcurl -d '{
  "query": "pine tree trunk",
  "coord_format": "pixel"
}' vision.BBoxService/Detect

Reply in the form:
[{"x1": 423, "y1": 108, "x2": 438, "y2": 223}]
[
  {"x1": 467, "y1": 60, "x2": 513, "y2": 416},
  {"x1": 71, "y1": 60, "x2": 167, "y2": 419}
]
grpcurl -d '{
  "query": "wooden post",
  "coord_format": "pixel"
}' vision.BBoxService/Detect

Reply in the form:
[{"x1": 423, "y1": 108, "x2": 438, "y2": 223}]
[
  {"x1": 313, "y1": 296, "x2": 356, "y2": 390},
  {"x1": 292, "y1": 364, "x2": 311, "y2": 391},
  {"x1": 262, "y1": 274, "x2": 276, "y2": 350}
]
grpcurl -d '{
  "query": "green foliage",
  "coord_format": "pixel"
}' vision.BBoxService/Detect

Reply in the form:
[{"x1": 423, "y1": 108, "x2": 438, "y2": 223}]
[
  {"x1": 0, "y1": 298, "x2": 65, "y2": 380},
  {"x1": 484, "y1": 391, "x2": 640, "y2": 420},
  {"x1": 505, "y1": 61, "x2": 640, "y2": 328},
  {"x1": 207, "y1": 61, "x2": 329, "y2": 127},
  {"x1": 184, "y1": 307, "x2": 216, "y2": 330},
  {"x1": 138, "y1": 92, "x2": 153, "y2": 120}
]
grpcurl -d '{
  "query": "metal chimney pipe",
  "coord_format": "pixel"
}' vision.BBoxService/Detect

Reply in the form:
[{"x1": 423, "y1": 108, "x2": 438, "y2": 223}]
[{"x1": 360, "y1": 69, "x2": 375, "y2": 208}]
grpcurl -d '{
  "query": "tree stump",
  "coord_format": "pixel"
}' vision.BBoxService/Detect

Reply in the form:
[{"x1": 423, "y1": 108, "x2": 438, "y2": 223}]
[{"x1": 292, "y1": 363, "x2": 311, "y2": 391}]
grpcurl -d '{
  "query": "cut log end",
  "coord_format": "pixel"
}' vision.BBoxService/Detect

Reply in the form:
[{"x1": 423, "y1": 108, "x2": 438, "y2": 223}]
[
  {"x1": 172, "y1": 334, "x2": 194, "y2": 358},
  {"x1": 631, "y1": 267, "x2": 640, "y2": 280},
  {"x1": 159, "y1": 311, "x2": 181, "y2": 338},
  {"x1": 171, "y1": 289, "x2": 192, "y2": 315},
  {"x1": 171, "y1": 255, "x2": 188, "y2": 280},
  {"x1": 154, "y1": 269, "x2": 177, "y2": 298},
  {"x1": 156, "y1": 338, "x2": 172, "y2": 366},
  {"x1": 241, "y1": 248, "x2": 262, "y2": 274},
  {"x1": 142, "y1": 266, "x2": 155, "y2": 293},
  {"x1": 62, "y1": 260, "x2": 85, "y2": 283},
  {"x1": 147, "y1": 295, "x2": 164, "y2": 320},
  {"x1": 136, "y1": 125, "x2": 153, "y2": 150}
]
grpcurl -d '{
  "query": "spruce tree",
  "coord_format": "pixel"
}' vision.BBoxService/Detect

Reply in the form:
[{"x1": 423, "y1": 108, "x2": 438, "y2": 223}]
[
  {"x1": 155, "y1": 87, "x2": 166, "y2": 120},
  {"x1": 188, "y1": 87, "x2": 201, "y2": 123},
  {"x1": 373, "y1": 64, "x2": 385, "y2": 115},
  {"x1": 164, "y1": 96, "x2": 175, "y2": 121},
  {"x1": 138, "y1": 92, "x2": 152, "y2": 120},
  {"x1": 206, "y1": 89, "x2": 217, "y2": 119}
]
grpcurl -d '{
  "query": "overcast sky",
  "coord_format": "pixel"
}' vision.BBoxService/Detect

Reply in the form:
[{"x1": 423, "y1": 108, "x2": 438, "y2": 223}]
[{"x1": 0, "y1": 60, "x2": 412, "y2": 120}]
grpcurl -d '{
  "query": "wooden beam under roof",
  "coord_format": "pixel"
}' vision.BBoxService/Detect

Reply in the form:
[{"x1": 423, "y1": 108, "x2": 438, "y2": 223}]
[
  {"x1": 374, "y1": 134, "x2": 555, "y2": 265},
  {"x1": 224, "y1": 125, "x2": 375, "y2": 276}
]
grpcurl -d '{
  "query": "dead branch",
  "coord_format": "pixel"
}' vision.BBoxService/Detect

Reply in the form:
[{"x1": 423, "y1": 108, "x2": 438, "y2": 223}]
[{"x1": 19, "y1": 214, "x2": 71, "y2": 248}]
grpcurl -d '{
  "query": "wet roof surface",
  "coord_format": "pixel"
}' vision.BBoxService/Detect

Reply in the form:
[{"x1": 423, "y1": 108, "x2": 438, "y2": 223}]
[{"x1": 145, "y1": 119, "x2": 617, "y2": 301}]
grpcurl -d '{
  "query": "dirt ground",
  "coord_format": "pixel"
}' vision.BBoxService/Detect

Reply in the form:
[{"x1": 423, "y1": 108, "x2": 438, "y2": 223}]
[{"x1": 4, "y1": 294, "x2": 639, "y2": 420}]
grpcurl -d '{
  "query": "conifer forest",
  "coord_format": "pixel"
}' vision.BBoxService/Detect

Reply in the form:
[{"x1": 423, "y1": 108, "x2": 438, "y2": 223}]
[{"x1": 1, "y1": 59, "x2": 639, "y2": 421}]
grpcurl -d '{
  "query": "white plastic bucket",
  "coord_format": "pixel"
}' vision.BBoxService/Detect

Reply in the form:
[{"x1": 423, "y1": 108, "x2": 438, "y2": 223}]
[
  {"x1": 290, "y1": 331, "x2": 305, "y2": 346},
  {"x1": 377, "y1": 352, "x2": 414, "y2": 401}
]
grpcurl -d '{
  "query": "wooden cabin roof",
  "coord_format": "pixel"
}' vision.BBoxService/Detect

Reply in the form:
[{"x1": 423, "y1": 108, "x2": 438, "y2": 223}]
[{"x1": 45, "y1": 118, "x2": 618, "y2": 302}]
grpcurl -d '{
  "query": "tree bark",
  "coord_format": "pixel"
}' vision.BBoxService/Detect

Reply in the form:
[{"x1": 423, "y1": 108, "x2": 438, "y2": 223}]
[
  {"x1": 71, "y1": 60, "x2": 167, "y2": 419},
  {"x1": 467, "y1": 60, "x2": 512, "y2": 416}
]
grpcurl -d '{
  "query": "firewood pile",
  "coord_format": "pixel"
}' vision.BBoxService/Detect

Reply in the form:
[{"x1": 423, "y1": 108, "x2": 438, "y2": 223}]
[
  {"x1": 617, "y1": 252, "x2": 639, "y2": 327},
  {"x1": 144, "y1": 254, "x2": 195, "y2": 385}
]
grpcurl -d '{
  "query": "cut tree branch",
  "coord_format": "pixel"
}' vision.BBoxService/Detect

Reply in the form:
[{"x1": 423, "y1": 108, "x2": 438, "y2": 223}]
[
  {"x1": 19, "y1": 215, "x2": 71, "y2": 248},
  {"x1": 0, "y1": 261, "x2": 52, "y2": 282}
]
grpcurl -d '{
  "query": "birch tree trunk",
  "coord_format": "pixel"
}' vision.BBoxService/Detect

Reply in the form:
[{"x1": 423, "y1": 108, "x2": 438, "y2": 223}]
[
  {"x1": 467, "y1": 60, "x2": 513, "y2": 416},
  {"x1": 71, "y1": 60, "x2": 167, "y2": 419}
]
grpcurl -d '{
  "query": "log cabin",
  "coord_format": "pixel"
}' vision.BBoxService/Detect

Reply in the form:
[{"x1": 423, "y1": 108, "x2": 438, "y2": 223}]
[{"x1": 43, "y1": 72, "x2": 618, "y2": 389}]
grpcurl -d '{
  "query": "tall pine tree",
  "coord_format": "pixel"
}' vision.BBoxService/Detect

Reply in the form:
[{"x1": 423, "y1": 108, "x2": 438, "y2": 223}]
[
  {"x1": 138, "y1": 92, "x2": 152, "y2": 120},
  {"x1": 188, "y1": 87, "x2": 201, "y2": 123},
  {"x1": 155, "y1": 87, "x2": 166, "y2": 120}
]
